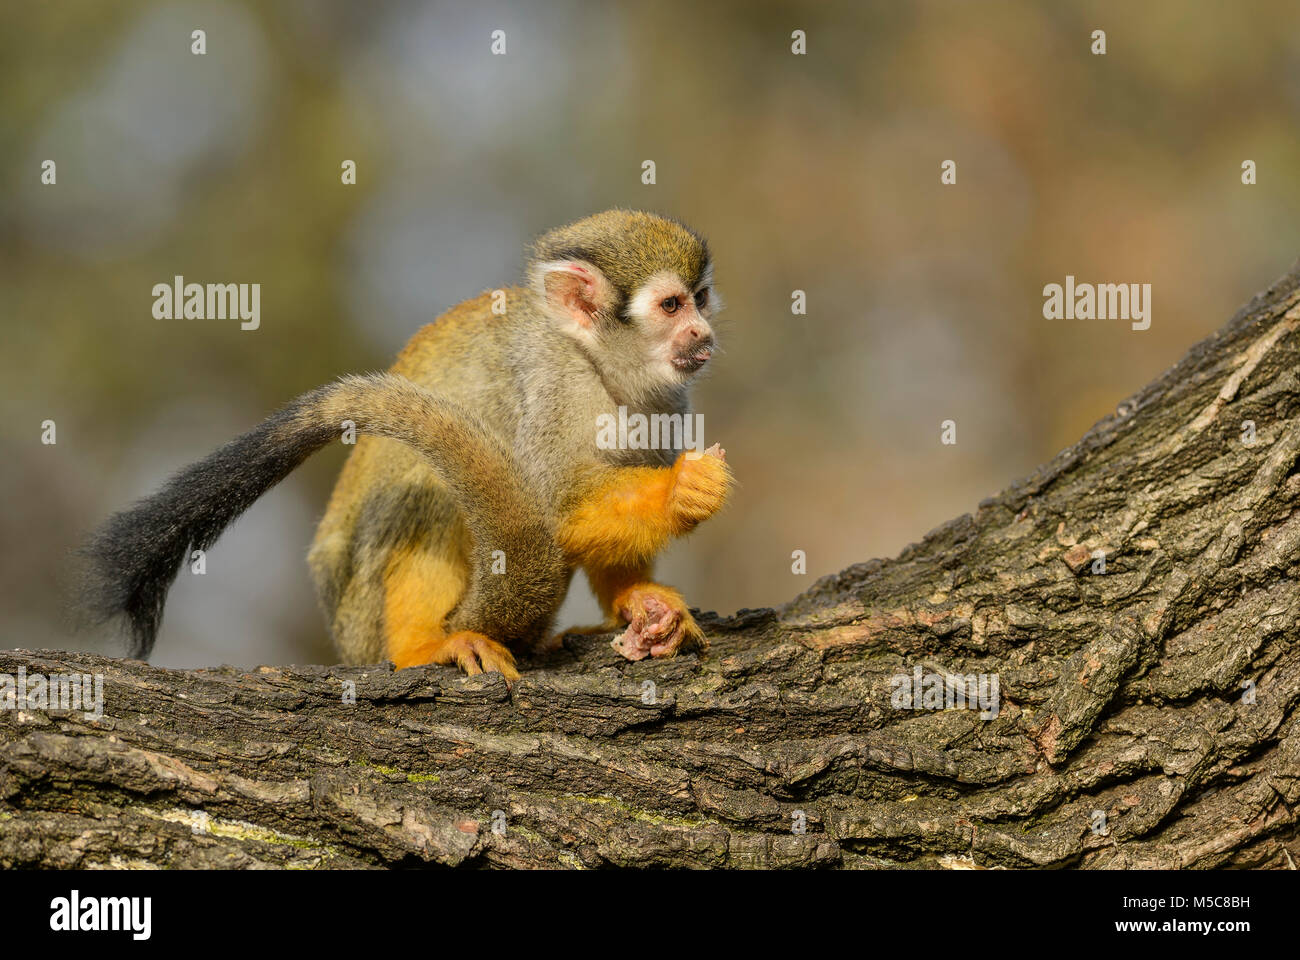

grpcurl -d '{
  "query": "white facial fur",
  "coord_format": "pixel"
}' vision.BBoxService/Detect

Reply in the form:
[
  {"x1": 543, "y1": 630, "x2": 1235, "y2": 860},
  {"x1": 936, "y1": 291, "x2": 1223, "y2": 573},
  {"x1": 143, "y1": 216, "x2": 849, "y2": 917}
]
[
  {"x1": 535, "y1": 260, "x2": 719, "y2": 402},
  {"x1": 627, "y1": 270, "x2": 718, "y2": 385}
]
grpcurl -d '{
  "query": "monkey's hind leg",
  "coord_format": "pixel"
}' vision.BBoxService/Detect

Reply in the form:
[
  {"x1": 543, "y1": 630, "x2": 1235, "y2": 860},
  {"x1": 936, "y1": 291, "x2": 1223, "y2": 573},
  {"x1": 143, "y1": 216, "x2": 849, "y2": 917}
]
[{"x1": 383, "y1": 543, "x2": 520, "y2": 682}]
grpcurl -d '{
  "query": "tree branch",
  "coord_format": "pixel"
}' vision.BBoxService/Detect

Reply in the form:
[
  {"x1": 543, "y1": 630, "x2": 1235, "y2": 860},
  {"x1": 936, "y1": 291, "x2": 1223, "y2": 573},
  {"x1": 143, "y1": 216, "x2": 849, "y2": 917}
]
[{"x1": 5, "y1": 264, "x2": 1300, "y2": 869}]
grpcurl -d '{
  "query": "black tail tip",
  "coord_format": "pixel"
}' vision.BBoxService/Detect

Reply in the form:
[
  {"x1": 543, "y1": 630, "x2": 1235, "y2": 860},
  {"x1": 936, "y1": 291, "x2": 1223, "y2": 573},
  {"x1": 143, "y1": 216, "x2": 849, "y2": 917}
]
[{"x1": 65, "y1": 532, "x2": 167, "y2": 661}]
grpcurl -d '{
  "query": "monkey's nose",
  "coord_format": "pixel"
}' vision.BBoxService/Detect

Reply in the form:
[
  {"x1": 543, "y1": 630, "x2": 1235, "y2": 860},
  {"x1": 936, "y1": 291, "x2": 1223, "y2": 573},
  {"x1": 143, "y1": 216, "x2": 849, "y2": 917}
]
[{"x1": 689, "y1": 328, "x2": 715, "y2": 348}]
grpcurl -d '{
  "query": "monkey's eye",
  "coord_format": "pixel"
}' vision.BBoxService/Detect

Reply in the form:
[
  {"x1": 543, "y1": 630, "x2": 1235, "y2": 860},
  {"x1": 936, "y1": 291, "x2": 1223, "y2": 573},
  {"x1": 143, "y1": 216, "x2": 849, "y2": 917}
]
[
  {"x1": 661, "y1": 296, "x2": 679, "y2": 315},
  {"x1": 693, "y1": 288, "x2": 709, "y2": 310}
]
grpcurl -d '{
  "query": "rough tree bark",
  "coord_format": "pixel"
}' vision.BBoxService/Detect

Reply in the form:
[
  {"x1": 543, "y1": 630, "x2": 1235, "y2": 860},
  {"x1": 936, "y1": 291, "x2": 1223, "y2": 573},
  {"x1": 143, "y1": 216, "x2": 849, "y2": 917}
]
[{"x1": 4, "y1": 266, "x2": 1300, "y2": 871}]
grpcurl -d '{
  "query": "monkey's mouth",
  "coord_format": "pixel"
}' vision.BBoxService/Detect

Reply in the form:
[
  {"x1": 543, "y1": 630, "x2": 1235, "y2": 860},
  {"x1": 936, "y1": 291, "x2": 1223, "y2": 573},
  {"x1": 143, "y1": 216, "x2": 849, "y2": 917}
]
[{"x1": 671, "y1": 348, "x2": 711, "y2": 373}]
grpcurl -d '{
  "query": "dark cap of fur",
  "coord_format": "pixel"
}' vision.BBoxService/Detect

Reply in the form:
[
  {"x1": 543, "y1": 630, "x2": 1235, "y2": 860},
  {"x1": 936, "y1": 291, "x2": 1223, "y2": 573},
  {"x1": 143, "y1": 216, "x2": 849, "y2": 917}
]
[{"x1": 528, "y1": 209, "x2": 711, "y2": 294}]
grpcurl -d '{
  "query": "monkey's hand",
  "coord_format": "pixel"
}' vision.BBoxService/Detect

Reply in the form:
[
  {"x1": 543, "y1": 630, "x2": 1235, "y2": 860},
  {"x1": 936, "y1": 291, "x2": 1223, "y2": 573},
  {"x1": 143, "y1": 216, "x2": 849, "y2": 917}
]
[
  {"x1": 559, "y1": 446, "x2": 732, "y2": 569},
  {"x1": 609, "y1": 583, "x2": 707, "y2": 661},
  {"x1": 668, "y1": 443, "x2": 731, "y2": 531}
]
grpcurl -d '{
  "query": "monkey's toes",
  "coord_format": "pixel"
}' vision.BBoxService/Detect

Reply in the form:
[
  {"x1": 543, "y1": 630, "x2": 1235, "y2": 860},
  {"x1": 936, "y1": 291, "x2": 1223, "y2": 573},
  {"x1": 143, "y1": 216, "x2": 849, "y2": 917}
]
[{"x1": 445, "y1": 631, "x2": 519, "y2": 683}]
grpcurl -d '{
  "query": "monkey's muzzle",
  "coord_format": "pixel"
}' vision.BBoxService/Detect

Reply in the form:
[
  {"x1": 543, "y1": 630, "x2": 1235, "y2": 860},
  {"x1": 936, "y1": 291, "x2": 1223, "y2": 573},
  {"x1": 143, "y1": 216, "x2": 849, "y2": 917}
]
[{"x1": 671, "y1": 347, "x2": 712, "y2": 373}]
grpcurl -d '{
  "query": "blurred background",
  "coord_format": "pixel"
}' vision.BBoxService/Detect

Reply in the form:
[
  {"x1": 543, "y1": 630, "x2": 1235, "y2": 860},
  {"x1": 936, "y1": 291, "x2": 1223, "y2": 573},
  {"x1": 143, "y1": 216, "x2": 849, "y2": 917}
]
[{"x1": 3, "y1": 0, "x2": 1299, "y2": 668}]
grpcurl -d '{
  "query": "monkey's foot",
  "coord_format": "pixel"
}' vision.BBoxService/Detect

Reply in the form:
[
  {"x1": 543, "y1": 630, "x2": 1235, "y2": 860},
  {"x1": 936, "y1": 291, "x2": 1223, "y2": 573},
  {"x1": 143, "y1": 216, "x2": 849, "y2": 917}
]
[
  {"x1": 610, "y1": 584, "x2": 707, "y2": 661},
  {"x1": 417, "y1": 630, "x2": 519, "y2": 684}
]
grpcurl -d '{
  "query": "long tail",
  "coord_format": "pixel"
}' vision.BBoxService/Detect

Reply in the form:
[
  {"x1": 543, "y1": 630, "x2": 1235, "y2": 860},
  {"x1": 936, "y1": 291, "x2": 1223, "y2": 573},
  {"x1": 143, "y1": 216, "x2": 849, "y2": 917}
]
[{"x1": 75, "y1": 373, "x2": 551, "y2": 658}]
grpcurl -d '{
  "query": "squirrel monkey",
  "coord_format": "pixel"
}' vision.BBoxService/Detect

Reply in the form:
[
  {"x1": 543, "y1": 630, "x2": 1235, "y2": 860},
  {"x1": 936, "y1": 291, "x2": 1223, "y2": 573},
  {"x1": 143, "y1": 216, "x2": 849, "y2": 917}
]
[{"x1": 78, "y1": 209, "x2": 732, "y2": 682}]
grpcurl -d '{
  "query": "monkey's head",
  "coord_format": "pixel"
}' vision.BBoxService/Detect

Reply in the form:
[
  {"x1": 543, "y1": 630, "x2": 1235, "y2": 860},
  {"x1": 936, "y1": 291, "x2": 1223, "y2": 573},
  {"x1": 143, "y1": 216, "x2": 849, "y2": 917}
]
[{"x1": 529, "y1": 209, "x2": 719, "y2": 401}]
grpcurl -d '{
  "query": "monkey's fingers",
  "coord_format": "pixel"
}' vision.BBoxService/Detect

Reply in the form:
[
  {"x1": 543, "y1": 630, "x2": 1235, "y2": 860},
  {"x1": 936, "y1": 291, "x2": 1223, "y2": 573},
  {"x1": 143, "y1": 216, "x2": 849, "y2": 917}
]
[
  {"x1": 611, "y1": 610, "x2": 655, "y2": 661},
  {"x1": 685, "y1": 442, "x2": 726, "y2": 462},
  {"x1": 670, "y1": 449, "x2": 732, "y2": 527},
  {"x1": 650, "y1": 612, "x2": 707, "y2": 659},
  {"x1": 610, "y1": 585, "x2": 709, "y2": 661},
  {"x1": 611, "y1": 592, "x2": 672, "y2": 661}
]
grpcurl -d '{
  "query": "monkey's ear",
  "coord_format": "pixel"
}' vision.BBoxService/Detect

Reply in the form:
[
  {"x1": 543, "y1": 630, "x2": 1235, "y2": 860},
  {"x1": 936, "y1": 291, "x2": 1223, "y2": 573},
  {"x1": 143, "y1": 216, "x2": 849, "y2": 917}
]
[{"x1": 533, "y1": 260, "x2": 615, "y2": 331}]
